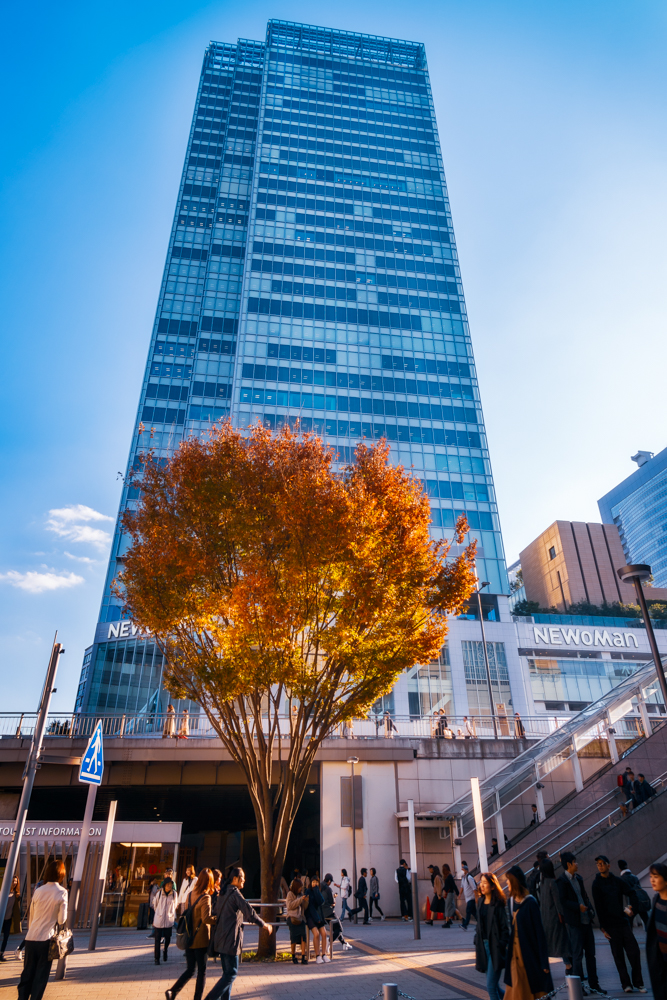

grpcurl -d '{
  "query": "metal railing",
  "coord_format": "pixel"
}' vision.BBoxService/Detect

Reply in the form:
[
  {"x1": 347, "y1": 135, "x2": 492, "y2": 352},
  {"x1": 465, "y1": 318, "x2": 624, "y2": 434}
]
[
  {"x1": 0, "y1": 711, "x2": 633, "y2": 743},
  {"x1": 503, "y1": 766, "x2": 667, "y2": 872}
]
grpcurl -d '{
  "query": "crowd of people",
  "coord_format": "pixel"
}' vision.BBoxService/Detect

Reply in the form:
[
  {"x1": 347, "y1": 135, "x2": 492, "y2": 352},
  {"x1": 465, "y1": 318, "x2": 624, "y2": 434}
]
[{"x1": 6, "y1": 845, "x2": 667, "y2": 1000}]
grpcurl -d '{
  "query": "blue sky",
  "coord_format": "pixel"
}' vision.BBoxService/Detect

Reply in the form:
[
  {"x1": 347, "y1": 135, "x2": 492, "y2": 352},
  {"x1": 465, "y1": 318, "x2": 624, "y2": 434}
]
[{"x1": 2, "y1": 0, "x2": 667, "y2": 711}]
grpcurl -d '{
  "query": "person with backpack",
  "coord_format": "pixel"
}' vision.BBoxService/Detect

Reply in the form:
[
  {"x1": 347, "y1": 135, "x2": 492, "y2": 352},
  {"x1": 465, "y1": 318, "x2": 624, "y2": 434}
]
[
  {"x1": 166, "y1": 868, "x2": 214, "y2": 1000},
  {"x1": 460, "y1": 862, "x2": 478, "y2": 930},
  {"x1": 592, "y1": 855, "x2": 646, "y2": 993},
  {"x1": 618, "y1": 861, "x2": 651, "y2": 929},
  {"x1": 203, "y1": 867, "x2": 272, "y2": 999},
  {"x1": 153, "y1": 877, "x2": 177, "y2": 964}
]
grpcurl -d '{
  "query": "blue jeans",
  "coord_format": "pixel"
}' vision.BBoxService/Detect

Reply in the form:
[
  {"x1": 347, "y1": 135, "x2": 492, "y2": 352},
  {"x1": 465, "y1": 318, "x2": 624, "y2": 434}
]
[
  {"x1": 341, "y1": 897, "x2": 352, "y2": 919},
  {"x1": 203, "y1": 953, "x2": 239, "y2": 1000},
  {"x1": 485, "y1": 940, "x2": 505, "y2": 1000}
]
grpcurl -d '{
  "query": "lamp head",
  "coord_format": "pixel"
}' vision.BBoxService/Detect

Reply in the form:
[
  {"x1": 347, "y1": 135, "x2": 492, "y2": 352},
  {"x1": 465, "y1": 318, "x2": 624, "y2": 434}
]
[
  {"x1": 347, "y1": 756, "x2": 359, "y2": 765},
  {"x1": 617, "y1": 564, "x2": 652, "y2": 585}
]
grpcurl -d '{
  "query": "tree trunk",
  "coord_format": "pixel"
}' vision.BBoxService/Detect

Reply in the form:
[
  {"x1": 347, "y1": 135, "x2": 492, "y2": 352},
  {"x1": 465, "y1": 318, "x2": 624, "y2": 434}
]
[{"x1": 255, "y1": 838, "x2": 284, "y2": 959}]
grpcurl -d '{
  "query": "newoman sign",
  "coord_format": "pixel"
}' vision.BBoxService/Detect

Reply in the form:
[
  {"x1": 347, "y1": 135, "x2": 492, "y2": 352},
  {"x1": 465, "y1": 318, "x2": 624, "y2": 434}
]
[{"x1": 533, "y1": 626, "x2": 639, "y2": 648}]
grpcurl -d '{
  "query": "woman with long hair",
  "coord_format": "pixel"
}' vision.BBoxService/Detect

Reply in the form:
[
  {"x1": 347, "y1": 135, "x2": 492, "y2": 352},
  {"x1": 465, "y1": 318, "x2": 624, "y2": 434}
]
[
  {"x1": 474, "y1": 872, "x2": 510, "y2": 1000},
  {"x1": 538, "y1": 859, "x2": 571, "y2": 973},
  {"x1": 646, "y1": 862, "x2": 667, "y2": 1000},
  {"x1": 504, "y1": 866, "x2": 553, "y2": 1000},
  {"x1": 442, "y1": 863, "x2": 458, "y2": 928},
  {"x1": 305, "y1": 876, "x2": 329, "y2": 964},
  {"x1": 0, "y1": 875, "x2": 20, "y2": 961},
  {"x1": 425, "y1": 865, "x2": 443, "y2": 926},
  {"x1": 286, "y1": 878, "x2": 309, "y2": 964},
  {"x1": 166, "y1": 868, "x2": 214, "y2": 1000}
]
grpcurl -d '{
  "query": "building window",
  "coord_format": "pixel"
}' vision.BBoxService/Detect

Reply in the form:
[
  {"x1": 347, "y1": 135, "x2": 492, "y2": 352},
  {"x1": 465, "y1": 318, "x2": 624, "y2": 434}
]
[
  {"x1": 461, "y1": 640, "x2": 511, "y2": 718},
  {"x1": 549, "y1": 546, "x2": 556, "y2": 560},
  {"x1": 406, "y1": 647, "x2": 452, "y2": 719}
]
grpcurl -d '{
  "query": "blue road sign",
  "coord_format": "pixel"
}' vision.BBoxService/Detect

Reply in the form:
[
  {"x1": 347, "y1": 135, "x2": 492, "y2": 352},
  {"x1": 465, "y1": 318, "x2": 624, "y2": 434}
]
[{"x1": 79, "y1": 721, "x2": 104, "y2": 785}]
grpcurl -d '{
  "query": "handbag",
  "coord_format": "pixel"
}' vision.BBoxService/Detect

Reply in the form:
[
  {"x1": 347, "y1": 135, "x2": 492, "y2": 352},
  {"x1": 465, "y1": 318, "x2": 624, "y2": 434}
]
[{"x1": 48, "y1": 925, "x2": 74, "y2": 961}]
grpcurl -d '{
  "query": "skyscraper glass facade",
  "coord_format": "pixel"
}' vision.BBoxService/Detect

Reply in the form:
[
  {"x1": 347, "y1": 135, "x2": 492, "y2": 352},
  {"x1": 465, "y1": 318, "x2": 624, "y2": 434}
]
[
  {"x1": 76, "y1": 20, "x2": 510, "y2": 718},
  {"x1": 599, "y1": 446, "x2": 667, "y2": 588}
]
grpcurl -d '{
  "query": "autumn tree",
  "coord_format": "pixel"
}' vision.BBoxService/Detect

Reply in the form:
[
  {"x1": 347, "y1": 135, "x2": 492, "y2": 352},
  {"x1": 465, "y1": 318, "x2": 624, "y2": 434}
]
[{"x1": 118, "y1": 421, "x2": 476, "y2": 955}]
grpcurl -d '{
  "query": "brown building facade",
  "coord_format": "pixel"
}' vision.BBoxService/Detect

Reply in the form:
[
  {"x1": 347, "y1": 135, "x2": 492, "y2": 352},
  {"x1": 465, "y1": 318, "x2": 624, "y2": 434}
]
[{"x1": 519, "y1": 521, "x2": 667, "y2": 612}]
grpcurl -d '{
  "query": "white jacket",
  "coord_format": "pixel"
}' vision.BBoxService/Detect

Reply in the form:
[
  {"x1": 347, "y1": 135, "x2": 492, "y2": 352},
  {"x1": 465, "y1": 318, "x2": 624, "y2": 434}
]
[
  {"x1": 153, "y1": 889, "x2": 178, "y2": 928},
  {"x1": 26, "y1": 883, "x2": 67, "y2": 942},
  {"x1": 178, "y1": 875, "x2": 196, "y2": 908}
]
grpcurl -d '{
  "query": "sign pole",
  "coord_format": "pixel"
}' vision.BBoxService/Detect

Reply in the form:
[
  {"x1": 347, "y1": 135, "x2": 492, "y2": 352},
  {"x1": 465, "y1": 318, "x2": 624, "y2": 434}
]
[
  {"x1": 55, "y1": 719, "x2": 105, "y2": 977},
  {"x1": 0, "y1": 636, "x2": 63, "y2": 923},
  {"x1": 88, "y1": 800, "x2": 117, "y2": 951}
]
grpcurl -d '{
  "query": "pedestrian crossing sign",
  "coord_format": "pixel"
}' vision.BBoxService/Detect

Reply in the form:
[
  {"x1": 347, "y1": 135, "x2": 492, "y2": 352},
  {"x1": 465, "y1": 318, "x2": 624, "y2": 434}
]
[{"x1": 79, "y1": 720, "x2": 104, "y2": 785}]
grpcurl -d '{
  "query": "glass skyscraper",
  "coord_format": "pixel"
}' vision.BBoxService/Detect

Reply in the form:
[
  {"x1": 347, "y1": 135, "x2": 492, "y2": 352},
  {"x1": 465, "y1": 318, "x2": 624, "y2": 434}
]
[
  {"x1": 599, "y1": 446, "x2": 667, "y2": 588},
  {"x1": 75, "y1": 20, "x2": 513, "y2": 720}
]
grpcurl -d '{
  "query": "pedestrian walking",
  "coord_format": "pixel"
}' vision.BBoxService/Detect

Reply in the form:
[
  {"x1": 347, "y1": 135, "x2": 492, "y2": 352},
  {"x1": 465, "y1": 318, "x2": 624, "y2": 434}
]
[
  {"x1": 203, "y1": 867, "x2": 272, "y2": 999},
  {"x1": 464, "y1": 716, "x2": 477, "y2": 738},
  {"x1": 395, "y1": 860, "x2": 413, "y2": 920},
  {"x1": 17, "y1": 860, "x2": 67, "y2": 1000},
  {"x1": 442, "y1": 863, "x2": 458, "y2": 928},
  {"x1": 646, "y1": 862, "x2": 667, "y2": 1000},
  {"x1": 163, "y1": 704, "x2": 176, "y2": 738},
  {"x1": 592, "y1": 854, "x2": 645, "y2": 993},
  {"x1": 426, "y1": 865, "x2": 444, "y2": 925},
  {"x1": 285, "y1": 878, "x2": 309, "y2": 964},
  {"x1": 166, "y1": 868, "x2": 214, "y2": 1000},
  {"x1": 514, "y1": 713, "x2": 526, "y2": 739},
  {"x1": 348, "y1": 868, "x2": 369, "y2": 924},
  {"x1": 178, "y1": 865, "x2": 197, "y2": 908},
  {"x1": 1, "y1": 875, "x2": 21, "y2": 960},
  {"x1": 460, "y1": 862, "x2": 478, "y2": 930},
  {"x1": 321, "y1": 875, "x2": 352, "y2": 950},
  {"x1": 504, "y1": 865, "x2": 553, "y2": 1000},
  {"x1": 618, "y1": 861, "x2": 651, "y2": 929},
  {"x1": 153, "y1": 877, "x2": 178, "y2": 964},
  {"x1": 538, "y1": 859, "x2": 571, "y2": 973},
  {"x1": 335, "y1": 869, "x2": 352, "y2": 920},
  {"x1": 369, "y1": 868, "x2": 384, "y2": 920},
  {"x1": 474, "y1": 872, "x2": 510, "y2": 1000},
  {"x1": 148, "y1": 876, "x2": 161, "y2": 925},
  {"x1": 527, "y1": 853, "x2": 549, "y2": 902},
  {"x1": 557, "y1": 851, "x2": 606, "y2": 995}
]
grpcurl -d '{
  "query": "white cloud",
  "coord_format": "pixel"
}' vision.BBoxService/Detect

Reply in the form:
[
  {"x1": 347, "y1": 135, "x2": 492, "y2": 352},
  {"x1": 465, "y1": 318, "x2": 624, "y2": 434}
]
[
  {"x1": 64, "y1": 552, "x2": 99, "y2": 565},
  {"x1": 0, "y1": 570, "x2": 85, "y2": 594},
  {"x1": 46, "y1": 504, "x2": 113, "y2": 551}
]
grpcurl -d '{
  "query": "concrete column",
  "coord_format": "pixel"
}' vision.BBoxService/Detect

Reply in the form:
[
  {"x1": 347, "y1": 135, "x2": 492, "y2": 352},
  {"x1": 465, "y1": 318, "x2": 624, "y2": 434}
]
[
  {"x1": 534, "y1": 766, "x2": 546, "y2": 822},
  {"x1": 637, "y1": 691, "x2": 652, "y2": 739},
  {"x1": 606, "y1": 713, "x2": 619, "y2": 764},
  {"x1": 494, "y1": 792, "x2": 506, "y2": 852},
  {"x1": 571, "y1": 743, "x2": 584, "y2": 793}
]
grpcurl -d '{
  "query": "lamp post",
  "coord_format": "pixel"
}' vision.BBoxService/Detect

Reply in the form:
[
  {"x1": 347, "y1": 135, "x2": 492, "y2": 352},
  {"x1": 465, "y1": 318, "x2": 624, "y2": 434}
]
[
  {"x1": 475, "y1": 581, "x2": 498, "y2": 738},
  {"x1": 617, "y1": 565, "x2": 667, "y2": 713},
  {"x1": 347, "y1": 756, "x2": 359, "y2": 924}
]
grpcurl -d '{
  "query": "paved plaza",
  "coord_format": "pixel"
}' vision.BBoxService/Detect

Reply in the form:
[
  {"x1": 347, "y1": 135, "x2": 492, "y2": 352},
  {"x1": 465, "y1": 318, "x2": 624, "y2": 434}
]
[{"x1": 0, "y1": 919, "x2": 656, "y2": 1000}]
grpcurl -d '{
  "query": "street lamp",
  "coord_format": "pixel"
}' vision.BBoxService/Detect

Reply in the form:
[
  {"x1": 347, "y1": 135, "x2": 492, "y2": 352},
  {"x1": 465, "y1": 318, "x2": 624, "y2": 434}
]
[
  {"x1": 347, "y1": 756, "x2": 359, "y2": 924},
  {"x1": 475, "y1": 581, "x2": 498, "y2": 738},
  {"x1": 617, "y1": 565, "x2": 667, "y2": 714}
]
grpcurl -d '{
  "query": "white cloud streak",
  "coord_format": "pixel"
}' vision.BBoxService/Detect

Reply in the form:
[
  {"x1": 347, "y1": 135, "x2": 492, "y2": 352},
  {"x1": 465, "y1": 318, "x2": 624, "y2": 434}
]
[
  {"x1": 46, "y1": 504, "x2": 113, "y2": 551},
  {"x1": 0, "y1": 570, "x2": 85, "y2": 594}
]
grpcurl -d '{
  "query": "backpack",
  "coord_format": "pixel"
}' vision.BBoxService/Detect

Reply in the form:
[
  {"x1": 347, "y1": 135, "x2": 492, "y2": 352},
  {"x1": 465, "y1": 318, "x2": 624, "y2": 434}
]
[
  {"x1": 176, "y1": 898, "x2": 199, "y2": 951},
  {"x1": 633, "y1": 886, "x2": 651, "y2": 914}
]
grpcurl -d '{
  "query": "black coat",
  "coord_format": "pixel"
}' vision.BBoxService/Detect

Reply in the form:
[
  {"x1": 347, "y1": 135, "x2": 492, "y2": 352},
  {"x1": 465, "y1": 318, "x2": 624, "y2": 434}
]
[
  {"x1": 646, "y1": 894, "x2": 667, "y2": 996},
  {"x1": 474, "y1": 899, "x2": 510, "y2": 973},
  {"x1": 557, "y1": 872, "x2": 594, "y2": 927},
  {"x1": 592, "y1": 872, "x2": 637, "y2": 932},
  {"x1": 504, "y1": 895, "x2": 554, "y2": 995},
  {"x1": 636, "y1": 778, "x2": 657, "y2": 803},
  {"x1": 355, "y1": 875, "x2": 368, "y2": 899}
]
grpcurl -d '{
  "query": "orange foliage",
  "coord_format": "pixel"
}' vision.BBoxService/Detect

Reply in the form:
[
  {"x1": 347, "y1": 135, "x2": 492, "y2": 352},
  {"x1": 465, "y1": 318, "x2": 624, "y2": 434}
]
[{"x1": 116, "y1": 421, "x2": 477, "y2": 931}]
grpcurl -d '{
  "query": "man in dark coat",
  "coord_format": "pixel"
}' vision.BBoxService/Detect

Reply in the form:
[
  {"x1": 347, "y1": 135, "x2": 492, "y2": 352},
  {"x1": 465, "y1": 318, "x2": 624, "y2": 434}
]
[
  {"x1": 592, "y1": 855, "x2": 645, "y2": 993},
  {"x1": 635, "y1": 773, "x2": 657, "y2": 804},
  {"x1": 202, "y1": 868, "x2": 271, "y2": 1000},
  {"x1": 347, "y1": 868, "x2": 369, "y2": 924},
  {"x1": 557, "y1": 852, "x2": 606, "y2": 995},
  {"x1": 618, "y1": 861, "x2": 651, "y2": 929}
]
